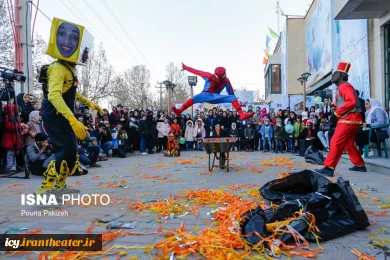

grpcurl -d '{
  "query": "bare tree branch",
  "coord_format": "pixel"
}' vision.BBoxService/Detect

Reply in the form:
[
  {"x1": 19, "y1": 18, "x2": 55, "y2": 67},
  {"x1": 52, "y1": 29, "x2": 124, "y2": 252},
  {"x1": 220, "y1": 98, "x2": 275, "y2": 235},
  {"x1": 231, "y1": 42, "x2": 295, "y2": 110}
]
[
  {"x1": 111, "y1": 65, "x2": 152, "y2": 110},
  {"x1": 78, "y1": 43, "x2": 115, "y2": 103}
]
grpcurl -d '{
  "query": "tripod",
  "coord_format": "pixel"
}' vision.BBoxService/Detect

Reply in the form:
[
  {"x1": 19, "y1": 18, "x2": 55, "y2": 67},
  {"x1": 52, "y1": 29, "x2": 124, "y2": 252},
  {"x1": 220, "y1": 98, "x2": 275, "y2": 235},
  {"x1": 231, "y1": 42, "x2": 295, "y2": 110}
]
[{"x1": 0, "y1": 84, "x2": 30, "y2": 179}]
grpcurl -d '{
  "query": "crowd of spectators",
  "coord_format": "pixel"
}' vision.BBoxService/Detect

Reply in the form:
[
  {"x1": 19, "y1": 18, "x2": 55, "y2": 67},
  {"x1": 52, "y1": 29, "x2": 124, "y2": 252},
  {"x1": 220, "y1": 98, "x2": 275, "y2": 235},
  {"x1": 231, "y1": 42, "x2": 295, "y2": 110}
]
[{"x1": 1, "y1": 89, "x2": 389, "y2": 176}]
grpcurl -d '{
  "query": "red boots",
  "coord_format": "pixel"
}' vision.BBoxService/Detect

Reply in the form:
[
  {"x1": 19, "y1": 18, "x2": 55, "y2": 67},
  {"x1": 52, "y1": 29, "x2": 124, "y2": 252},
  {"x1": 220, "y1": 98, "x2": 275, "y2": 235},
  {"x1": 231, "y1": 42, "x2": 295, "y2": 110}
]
[
  {"x1": 232, "y1": 100, "x2": 254, "y2": 120},
  {"x1": 171, "y1": 98, "x2": 194, "y2": 116}
]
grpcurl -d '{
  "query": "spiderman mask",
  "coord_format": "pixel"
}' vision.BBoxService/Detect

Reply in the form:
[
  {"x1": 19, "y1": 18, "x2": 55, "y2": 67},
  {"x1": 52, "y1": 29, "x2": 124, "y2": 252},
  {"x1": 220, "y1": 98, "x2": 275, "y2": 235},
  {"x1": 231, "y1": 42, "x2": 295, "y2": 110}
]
[{"x1": 214, "y1": 67, "x2": 226, "y2": 79}]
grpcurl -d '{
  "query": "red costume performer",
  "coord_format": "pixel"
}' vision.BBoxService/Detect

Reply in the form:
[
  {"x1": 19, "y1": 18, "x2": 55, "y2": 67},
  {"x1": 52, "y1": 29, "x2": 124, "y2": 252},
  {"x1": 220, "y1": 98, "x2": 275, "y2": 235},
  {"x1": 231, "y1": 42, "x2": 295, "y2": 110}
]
[
  {"x1": 171, "y1": 63, "x2": 254, "y2": 120},
  {"x1": 316, "y1": 62, "x2": 366, "y2": 176}
]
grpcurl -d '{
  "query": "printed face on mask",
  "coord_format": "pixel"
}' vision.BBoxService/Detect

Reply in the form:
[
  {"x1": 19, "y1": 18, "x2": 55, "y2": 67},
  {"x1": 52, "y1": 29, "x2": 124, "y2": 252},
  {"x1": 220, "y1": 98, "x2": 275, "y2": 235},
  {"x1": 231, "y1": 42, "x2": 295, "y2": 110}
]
[{"x1": 56, "y1": 22, "x2": 80, "y2": 58}]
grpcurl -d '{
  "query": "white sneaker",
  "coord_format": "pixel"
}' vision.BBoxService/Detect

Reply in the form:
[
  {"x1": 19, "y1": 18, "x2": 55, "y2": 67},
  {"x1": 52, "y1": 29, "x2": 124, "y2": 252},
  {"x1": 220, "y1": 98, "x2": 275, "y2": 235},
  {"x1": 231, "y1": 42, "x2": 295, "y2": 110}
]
[
  {"x1": 10, "y1": 166, "x2": 16, "y2": 171},
  {"x1": 141, "y1": 152, "x2": 148, "y2": 156}
]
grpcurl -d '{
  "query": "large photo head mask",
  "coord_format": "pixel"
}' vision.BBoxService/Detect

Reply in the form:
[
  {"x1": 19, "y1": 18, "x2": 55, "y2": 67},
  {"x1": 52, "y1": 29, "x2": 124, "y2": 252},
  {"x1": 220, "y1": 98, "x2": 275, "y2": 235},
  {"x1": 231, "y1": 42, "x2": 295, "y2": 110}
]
[{"x1": 46, "y1": 18, "x2": 94, "y2": 64}]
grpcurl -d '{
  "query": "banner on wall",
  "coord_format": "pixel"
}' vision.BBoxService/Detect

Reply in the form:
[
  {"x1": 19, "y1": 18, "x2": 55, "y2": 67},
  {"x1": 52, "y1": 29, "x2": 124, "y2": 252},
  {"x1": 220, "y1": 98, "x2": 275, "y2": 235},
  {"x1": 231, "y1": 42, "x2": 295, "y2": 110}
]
[
  {"x1": 331, "y1": 18, "x2": 370, "y2": 100},
  {"x1": 289, "y1": 96, "x2": 316, "y2": 110},
  {"x1": 270, "y1": 95, "x2": 289, "y2": 110},
  {"x1": 220, "y1": 90, "x2": 254, "y2": 109},
  {"x1": 305, "y1": 0, "x2": 333, "y2": 87}
]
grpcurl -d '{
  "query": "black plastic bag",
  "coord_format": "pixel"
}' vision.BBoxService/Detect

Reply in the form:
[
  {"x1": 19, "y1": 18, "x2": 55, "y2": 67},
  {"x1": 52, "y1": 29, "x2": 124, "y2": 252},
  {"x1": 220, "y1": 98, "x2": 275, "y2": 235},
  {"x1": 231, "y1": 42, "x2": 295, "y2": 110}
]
[
  {"x1": 259, "y1": 170, "x2": 331, "y2": 203},
  {"x1": 263, "y1": 201, "x2": 300, "y2": 223},
  {"x1": 330, "y1": 178, "x2": 370, "y2": 230},
  {"x1": 241, "y1": 201, "x2": 300, "y2": 245},
  {"x1": 304, "y1": 146, "x2": 324, "y2": 165},
  {"x1": 240, "y1": 207, "x2": 267, "y2": 244},
  {"x1": 250, "y1": 170, "x2": 369, "y2": 245}
]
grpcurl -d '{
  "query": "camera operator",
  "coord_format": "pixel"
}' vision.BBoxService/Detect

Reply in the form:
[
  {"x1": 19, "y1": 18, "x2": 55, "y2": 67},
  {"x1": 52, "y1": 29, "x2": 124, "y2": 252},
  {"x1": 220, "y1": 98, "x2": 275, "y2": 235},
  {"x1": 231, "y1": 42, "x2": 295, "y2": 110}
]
[
  {"x1": 1, "y1": 104, "x2": 27, "y2": 171},
  {"x1": 26, "y1": 133, "x2": 54, "y2": 176}
]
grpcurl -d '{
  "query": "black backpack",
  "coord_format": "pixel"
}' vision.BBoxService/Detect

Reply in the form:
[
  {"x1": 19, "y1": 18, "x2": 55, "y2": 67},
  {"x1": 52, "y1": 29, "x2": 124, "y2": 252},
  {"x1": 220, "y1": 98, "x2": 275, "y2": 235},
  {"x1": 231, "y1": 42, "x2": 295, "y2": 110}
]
[{"x1": 38, "y1": 61, "x2": 75, "y2": 84}]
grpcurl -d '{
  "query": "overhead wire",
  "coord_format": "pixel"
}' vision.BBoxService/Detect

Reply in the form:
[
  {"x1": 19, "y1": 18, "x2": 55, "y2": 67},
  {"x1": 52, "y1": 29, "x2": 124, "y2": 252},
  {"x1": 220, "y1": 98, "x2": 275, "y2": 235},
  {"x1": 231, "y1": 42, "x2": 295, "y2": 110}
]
[
  {"x1": 59, "y1": 0, "x2": 134, "y2": 69},
  {"x1": 100, "y1": 0, "x2": 160, "y2": 78},
  {"x1": 82, "y1": 0, "x2": 140, "y2": 65},
  {"x1": 27, "y1": 0, "x2": 51, "y2": 22}
]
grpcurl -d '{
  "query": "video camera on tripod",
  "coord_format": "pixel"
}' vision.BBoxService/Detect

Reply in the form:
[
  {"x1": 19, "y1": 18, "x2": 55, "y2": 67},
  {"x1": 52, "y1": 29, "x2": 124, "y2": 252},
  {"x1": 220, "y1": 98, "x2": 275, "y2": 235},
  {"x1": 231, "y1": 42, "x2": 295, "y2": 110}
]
[{"x1": 0, "y1": 67, "x2": 26, "y2": 101}]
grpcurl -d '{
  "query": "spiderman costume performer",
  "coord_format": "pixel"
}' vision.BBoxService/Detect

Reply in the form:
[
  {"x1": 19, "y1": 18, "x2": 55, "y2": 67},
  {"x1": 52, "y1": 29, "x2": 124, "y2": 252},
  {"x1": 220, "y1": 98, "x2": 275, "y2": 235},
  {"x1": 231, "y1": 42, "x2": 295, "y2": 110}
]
[{"x1": 171, "y1": 63, "x2": 255, "y2": 120}]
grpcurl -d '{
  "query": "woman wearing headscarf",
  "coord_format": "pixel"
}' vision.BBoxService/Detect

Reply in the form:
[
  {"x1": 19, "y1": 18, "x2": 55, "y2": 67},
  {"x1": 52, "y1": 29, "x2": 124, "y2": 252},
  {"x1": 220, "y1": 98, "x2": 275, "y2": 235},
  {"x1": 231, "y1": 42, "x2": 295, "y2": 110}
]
[
  {"x1": 129, "y1": 109, "x2": 140, "y2": 153},
  {"x1": 95, "y1": 109, "x2": 109, "y2": 126},
  {"x1": 358, "y1": 99, "x2": 390, "y2": 148},
  {"x1": 219, "y1": 111, "x2": 230, "y2": 137},
  {"x1": 16, "y1": 93, "x2": 36, "y2": 124},
  {"x1": 25, "y1": 111, "x2": 42, "y2": 146}
]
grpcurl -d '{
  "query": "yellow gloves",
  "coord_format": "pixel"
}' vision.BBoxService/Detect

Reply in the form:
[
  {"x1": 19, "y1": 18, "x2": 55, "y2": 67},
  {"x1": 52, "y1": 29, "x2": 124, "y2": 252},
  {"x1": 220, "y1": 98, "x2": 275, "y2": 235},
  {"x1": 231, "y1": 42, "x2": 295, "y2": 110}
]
[
  {"x1": 68, "y1": 116, "x2": 89, "y2": 140},
  {"x1": 90, "y1": 103, "x2": 104, "y2": 115}
]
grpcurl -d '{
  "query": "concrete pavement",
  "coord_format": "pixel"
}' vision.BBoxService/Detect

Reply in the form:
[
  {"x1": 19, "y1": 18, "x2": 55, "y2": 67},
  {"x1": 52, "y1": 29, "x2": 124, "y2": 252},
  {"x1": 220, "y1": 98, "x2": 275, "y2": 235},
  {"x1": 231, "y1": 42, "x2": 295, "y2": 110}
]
[{"x1": 0, "y1": 150, "x2": 389, "y2": 259}]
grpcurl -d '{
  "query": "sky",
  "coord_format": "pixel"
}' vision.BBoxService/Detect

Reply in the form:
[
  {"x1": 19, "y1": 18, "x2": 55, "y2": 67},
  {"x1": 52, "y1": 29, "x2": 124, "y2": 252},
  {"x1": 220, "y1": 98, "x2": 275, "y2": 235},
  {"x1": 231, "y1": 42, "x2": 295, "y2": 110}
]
[{"x1": 33, "y1": 0, "x2": 312, "y2": 96}]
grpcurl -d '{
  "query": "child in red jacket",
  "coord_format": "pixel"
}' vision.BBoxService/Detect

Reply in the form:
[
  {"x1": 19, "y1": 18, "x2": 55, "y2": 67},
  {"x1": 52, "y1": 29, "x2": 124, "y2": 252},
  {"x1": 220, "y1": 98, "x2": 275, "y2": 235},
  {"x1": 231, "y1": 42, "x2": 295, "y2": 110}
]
[{"x1": 170, "y1": 118, "x2": 182, "y2": 139}]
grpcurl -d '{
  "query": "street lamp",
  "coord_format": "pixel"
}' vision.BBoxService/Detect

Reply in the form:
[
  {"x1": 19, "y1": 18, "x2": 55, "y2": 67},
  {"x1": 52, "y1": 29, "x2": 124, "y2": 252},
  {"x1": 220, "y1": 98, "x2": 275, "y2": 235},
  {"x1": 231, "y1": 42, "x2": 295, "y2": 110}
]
[
  {"x1": 163, "y1": 80, "x2": 176, "y2": 112},
  {"x1": 188, "y1": 76, "x2": 197, "y2": 116},
  {"x1": 297, "y1": 72, "x2": 311, "y2": 110}
]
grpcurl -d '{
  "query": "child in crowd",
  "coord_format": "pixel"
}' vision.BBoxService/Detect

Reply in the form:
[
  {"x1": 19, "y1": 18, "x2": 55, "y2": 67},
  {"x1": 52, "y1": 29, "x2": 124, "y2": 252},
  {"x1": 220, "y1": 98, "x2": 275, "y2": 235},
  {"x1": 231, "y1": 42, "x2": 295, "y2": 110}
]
[
  {"x1": 193, "y1": 118, "x2": 205, "y2": 151},
  {"x1": 111, "y1": 123, "x2": 126, "y2": 158},
  {"x1": 301, "y1": 111, "x2": 309, "y2": 124},
  {"x1": 184, "y1": 120, "x2": 194, "y2": 151},
  {"x1": 170, "y1": 118, "x2": 182, "y2": 141},
  {"x1": 25, "y1": 111, "x2": 41, "y2": 146},
  {"x1": 294, "y1": 115, "x2": 305, "y2": 153},
  {"x1": 260, "y1": 118, "x2": 273, "y2": 152},
  {"x1": 89, "y1": 137, "x2": 108, "y2": 161},
  {"x1": 273, "y1": 118, "x2": 284, "y2": 153},
  {"x1": 156, "y1": 116, "x2": 170, "y2": 152},
  {"x1": 285, "y1": 119, "x2": 295, "y2": 153},
  {"x1": 308, "y1": 112, "x2": 317, "y2": 130},
  {"x1": 229, "y1": 122, "x2": 239, "y2": 151},
  {"x1": 244, "y1": 122, "x2": 254, "y2": 152}
]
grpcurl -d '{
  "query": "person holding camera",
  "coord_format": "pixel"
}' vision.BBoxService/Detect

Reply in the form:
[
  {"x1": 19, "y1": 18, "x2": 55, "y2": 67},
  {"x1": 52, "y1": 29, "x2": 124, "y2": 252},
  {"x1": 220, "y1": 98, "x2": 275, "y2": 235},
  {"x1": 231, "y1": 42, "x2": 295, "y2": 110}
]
[
  {"x1": 111, "y1": 123, "x2": 127, "y2": 158},
  {"x1": 26, "y1": 133, "x2": 54, "y2": 176},
  {"x1": 91, "y1": 123, "x2": 113, "y2": 156}
]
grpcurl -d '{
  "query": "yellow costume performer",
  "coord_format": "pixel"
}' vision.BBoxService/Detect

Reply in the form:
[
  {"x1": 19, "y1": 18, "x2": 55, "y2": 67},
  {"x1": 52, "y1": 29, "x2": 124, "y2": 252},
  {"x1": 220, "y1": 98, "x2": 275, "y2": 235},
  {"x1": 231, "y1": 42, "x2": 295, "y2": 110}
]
[{"x1": 37, "y1": 18, "x2": 102, "y2": 194}]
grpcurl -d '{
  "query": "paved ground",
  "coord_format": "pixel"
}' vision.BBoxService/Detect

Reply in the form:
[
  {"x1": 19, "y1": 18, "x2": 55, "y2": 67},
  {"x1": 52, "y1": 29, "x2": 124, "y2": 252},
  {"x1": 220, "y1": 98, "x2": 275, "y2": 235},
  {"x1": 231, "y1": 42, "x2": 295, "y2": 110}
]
[{"x1": 0, "y1": 150, "x2": 389, "y2": 260}]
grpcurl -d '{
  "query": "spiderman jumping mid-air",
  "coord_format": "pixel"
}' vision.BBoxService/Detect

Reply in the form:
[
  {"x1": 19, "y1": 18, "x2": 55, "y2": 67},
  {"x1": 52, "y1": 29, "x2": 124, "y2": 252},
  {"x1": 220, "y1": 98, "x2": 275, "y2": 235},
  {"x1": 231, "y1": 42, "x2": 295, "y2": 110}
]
[{"x1": 171, "y1": 63, "x2": 254, "y2": 120}]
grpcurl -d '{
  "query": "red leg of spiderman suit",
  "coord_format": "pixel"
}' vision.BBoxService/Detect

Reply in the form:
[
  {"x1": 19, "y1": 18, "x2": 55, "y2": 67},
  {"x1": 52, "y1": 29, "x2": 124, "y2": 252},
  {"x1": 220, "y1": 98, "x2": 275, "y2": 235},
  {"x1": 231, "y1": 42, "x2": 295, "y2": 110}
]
[{"x1": 171, "y1": 64, "x2": 254, "y2": 120}]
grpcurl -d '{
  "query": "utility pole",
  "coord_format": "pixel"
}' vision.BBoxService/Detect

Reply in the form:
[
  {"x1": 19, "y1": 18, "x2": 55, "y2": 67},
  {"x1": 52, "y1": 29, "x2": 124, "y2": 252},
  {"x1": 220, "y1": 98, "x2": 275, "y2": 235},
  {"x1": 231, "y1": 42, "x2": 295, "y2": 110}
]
[
  {"x1": 276, "y1": 0, "x2": 280, "y2": 34},
  {"x1": 15, "y1": 0, "x2": 33, "y2": 94},
  {"x1": 156, "y1": 82, "x2": 164, "y2": 110}
]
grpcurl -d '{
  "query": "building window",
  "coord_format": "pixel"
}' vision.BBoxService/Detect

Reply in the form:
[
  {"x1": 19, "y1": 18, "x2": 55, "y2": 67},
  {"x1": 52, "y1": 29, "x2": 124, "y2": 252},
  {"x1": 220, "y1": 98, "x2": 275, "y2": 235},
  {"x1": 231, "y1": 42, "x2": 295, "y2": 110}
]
[
  {"x1": 271, "y1": 64, "x2": 281, "y2": 94},
  {"x1": 265, "y1": 64, "x2": 282, "y2": 99},
  {"x1": 384, "y1": 23, "x2": 390, "y2": 113},
  {"x1": 265, "y1": 68, "x2": 270, "y2": 99}
]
